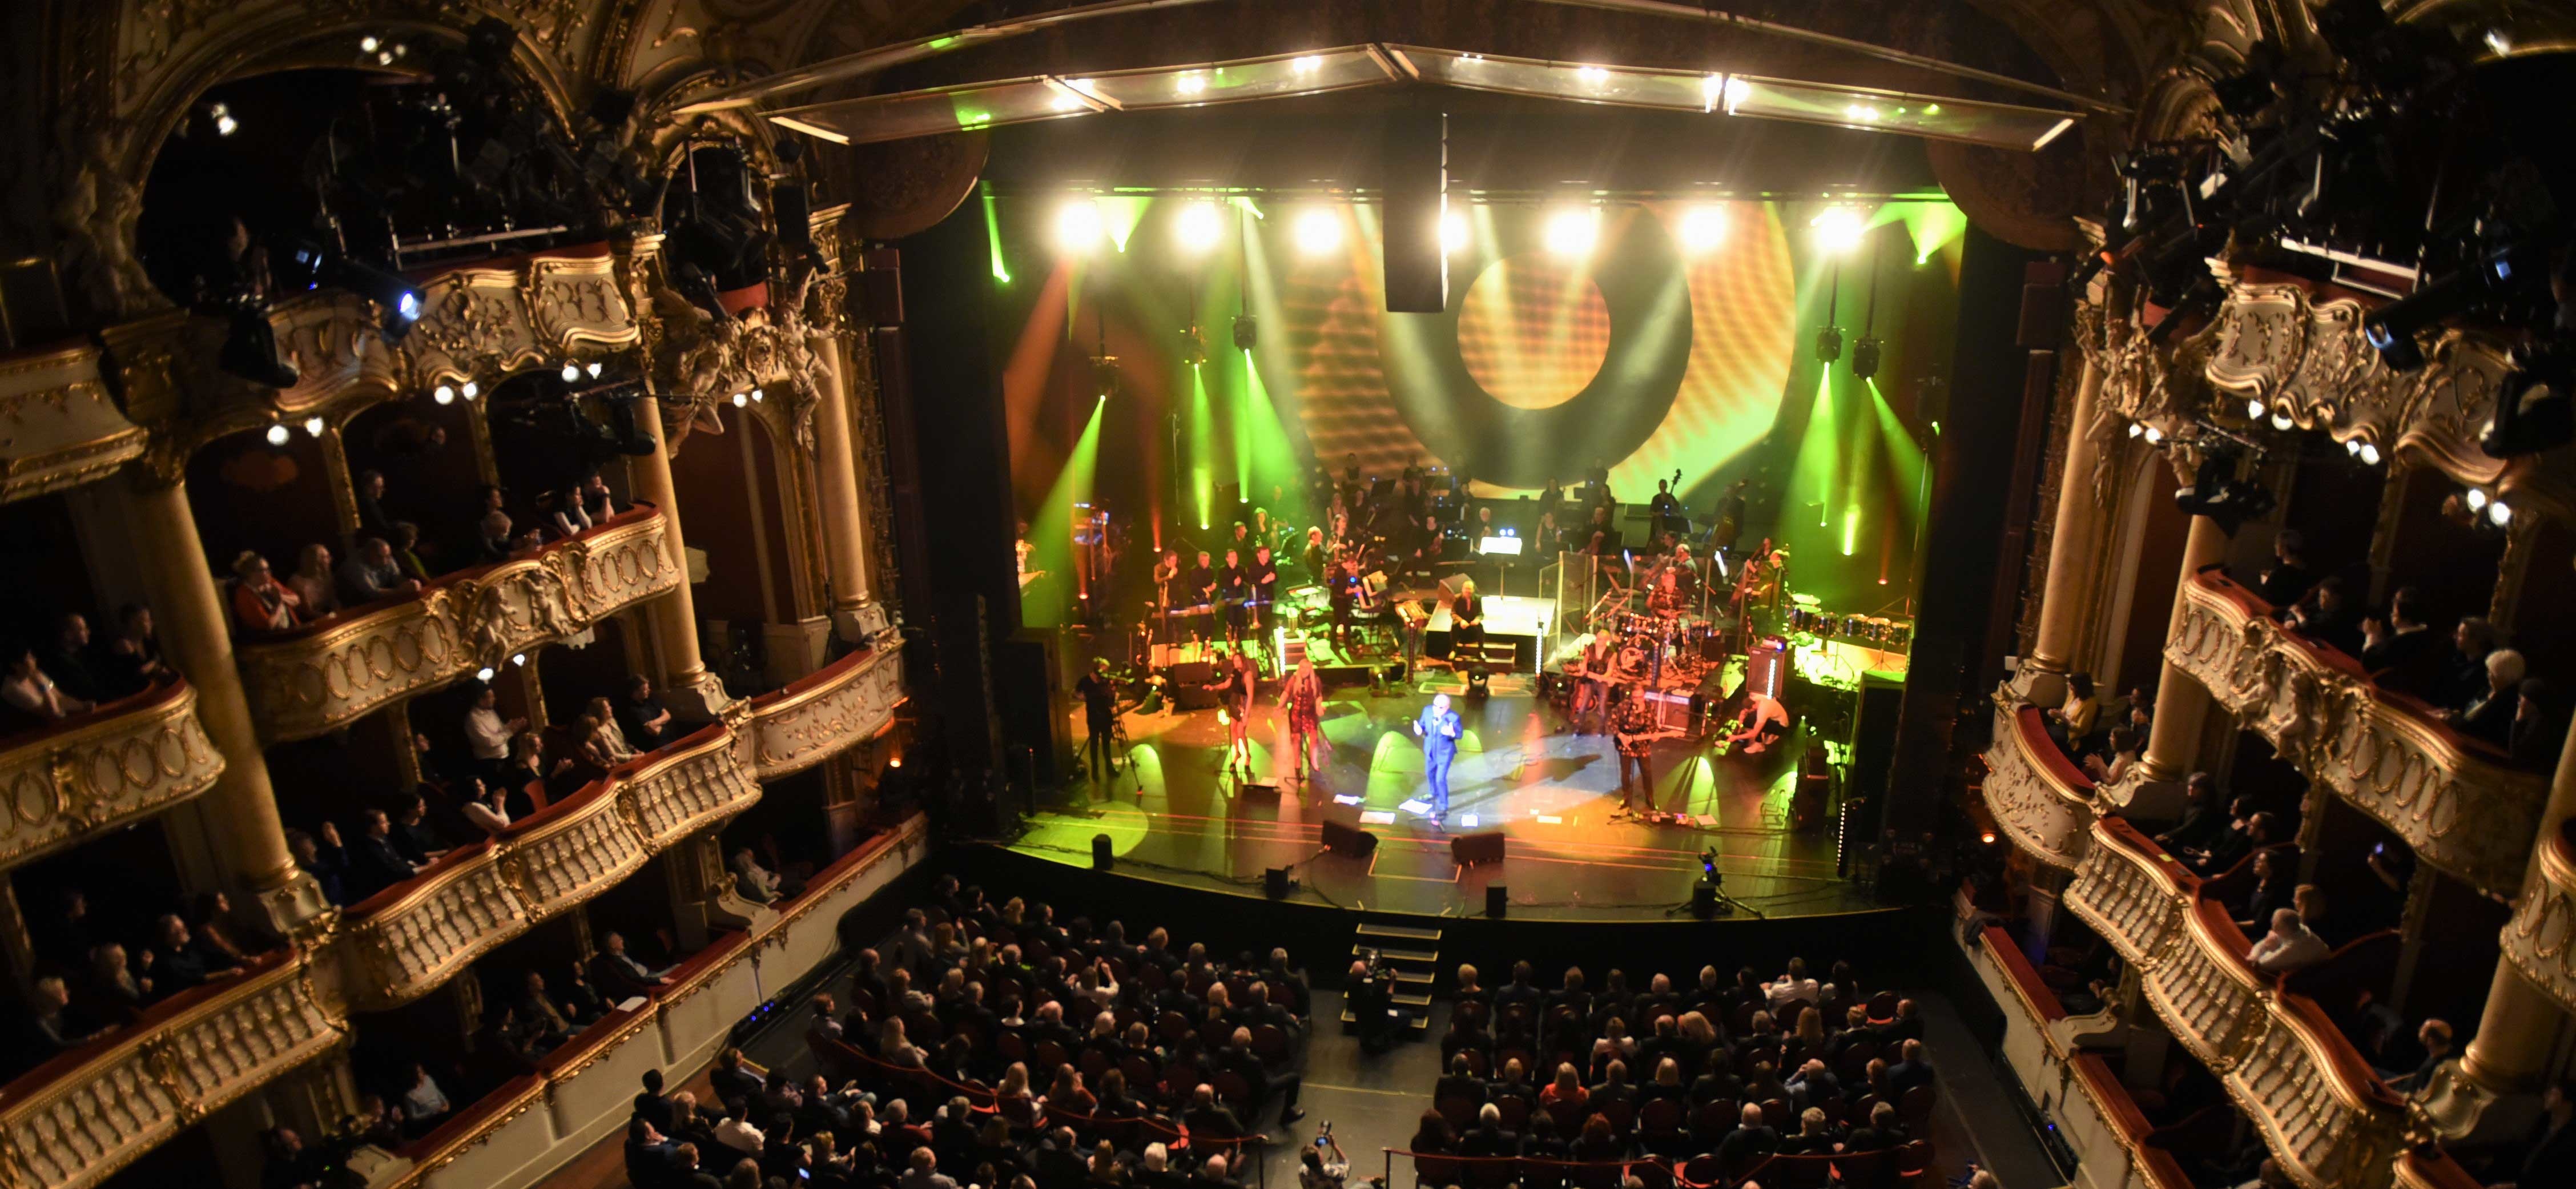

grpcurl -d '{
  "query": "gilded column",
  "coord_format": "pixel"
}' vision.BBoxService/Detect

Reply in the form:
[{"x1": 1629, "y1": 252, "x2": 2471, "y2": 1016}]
[
  {"x1": 121, "y1": 475, "x2": 330, "y2": 934},
  {"x1": 2018, "y1": 351, "x2": 2116, "y2": 707},
  {"x1": 627, "y1": 393, "x2": 729, "y2": 720},
  {"x1": 2432, "y1": 720, "x2": 2576, "y2": 1140},
  {"x1": 2138, "y1": 508, "x2": 2230, "y2": 783},
  {"x1": 813, "y1": 329, "x2": 880, "y2": 642}
]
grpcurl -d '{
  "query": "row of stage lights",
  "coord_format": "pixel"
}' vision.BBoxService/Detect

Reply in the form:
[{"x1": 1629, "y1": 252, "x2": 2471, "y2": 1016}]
[{"x1": 1052, "y1": 198, "x2": 1872, "y2": 259}]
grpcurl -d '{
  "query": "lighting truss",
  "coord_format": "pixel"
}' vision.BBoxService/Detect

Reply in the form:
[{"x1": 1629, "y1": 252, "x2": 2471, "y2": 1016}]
[{"x1": 762, "y1": 41, "x2": 2080, "y2": 154}]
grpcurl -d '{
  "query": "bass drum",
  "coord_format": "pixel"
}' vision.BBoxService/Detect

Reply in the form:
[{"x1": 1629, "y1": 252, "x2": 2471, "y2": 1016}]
[{"x1": 1885, "y1": 619, "x2": 1914, "y2": 649}]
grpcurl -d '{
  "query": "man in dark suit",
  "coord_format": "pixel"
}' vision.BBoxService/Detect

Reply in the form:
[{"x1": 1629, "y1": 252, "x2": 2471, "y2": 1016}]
[
  {"x1": 2509, "y1": 1079, "x2": 2576, "y2": 1187},
  {"x1": 592, "y1": 931, "x2": 672, "y2": 999},
  {"x1": 2360, "y1": 587, "x2": 2443, "y2": 696},
  {"x1": 347, "y1": 809, "x2": 422, "y2": 902},
  {"x1": 1221, "y1": 1028, "x2": 1305, "y2": 1123},
  {"x1": 1437, "y1": 1053, "x2": 1489, "y2": 1109},
  {"x1": 1031, "y1": 1126, "x2": 1089, "y2": 1189},
  {"x1": 1462, "y1": 1103, "x2": 1521, "y2": 1159},
  {"x1": 1181, "y1": 1083, "x2": 1250, "y2": 1142},
  {"x1": 625, "y1": 1119, "x2": 678, "y2": 1189},
  {"x1": 1494, "y1": 961, "x2": 1544, "y2": 1013},
  {"x1": 1843, "y1": 1102, "x2": 1908, "y2": 1152},
  {"x1": 1712, "y1": 1103, "x2": 1781, "y2": 1178},
  {"x1": 1886, "y1": 1040, "x2": 1935, "y2": 1096}
]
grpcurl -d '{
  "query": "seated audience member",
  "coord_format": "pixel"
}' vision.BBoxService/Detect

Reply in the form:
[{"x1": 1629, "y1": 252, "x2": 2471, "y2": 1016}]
[
  {"x1": 550, "y1": 485, "x2": 595, "y2": 539},
  {"x1": 2388, "y1": 1019, "x2": 2457, "y2": 1094},
  {"x1": 521, "y1": 970, "x2": 580, "y2": 1038},
  {"x1": 2083, "y1": 726, "x2": 2141, "y2": 784},
  {"x1": 582, "y1": 472, "x2": 622, "y2": 521},
  {"x1": 401, "y1": 1063, "x2": 453, "y2": 1131},
  {"x1": 2255, "y1": 529, "x2": 2315, "y2": 608},
  {"x1": 2234, "y1": 848, "x2": 2299, "y2": 934},
  {"x1": 711, "y1": 1047, "x2": 765, "y2": 1111},
  {"x1": 2044, "y1": 672, "x2": 2100, "y2": 752},
  {"x1": 187, "y1": 891, "x2": 258, "y2": 967},
  {"x1": 626, "y1": 1119, "x2": 677, "y2": 1187},
  {"x1": 2, "y1": 646, "x2": 91, "y2": 726},
  {"x1": 2288, "y1": 575, "x2": 2365, "y2": 656},
  {"x1": 1407, "y1": 1107, "x2": 1457, "y2": 1155},
  {"x1": 456, "y1": 778, "x2": 513, "y2": 837},
  {"x1": 2360, "y1": 587, "x2": 2442, "y2": 696},
  {"x1": 148, "y1": 913, "x2": 241, "y2": 997},
  {"x1": 588, "y1": 696, "x2": 639, "y2": 760},
  {"x1": 99, "y1": 604, "x2": 172, "y2": 697},
  {"x1": 2512, "y1": 679, "x2": 2569, "y2": 770},
  {"x1": 470, "y1": 509, "x2": 516, "y2": 565},
  {"x1": 40, "y1": 613, "x2": 110, "y2": 705},
  {"x1": 288, "y1": 826, "x2": 351, "y2": 907},
  {"x1": 1845, "y1": 1101, "x2": 1907, "y2": 1152},
  {"x1": 347, "y1": 808, "x2": 423, "y2": 901},
  {"x1": 575, "y1": 714, "x2": 625, "y2": 771},
  {"x1": 2441, "y1": 649, "x2": 2526, "y2": 749},
  {"x1": 621, "y1": 674, "x2": 675, "y2": 750},
  {"x1": 1778, "y1": 1106, "x2": 1839, "y2": 1156},
  {"x1": 387, "y1": 792, "x2": 449, "y2": 864},
  {"x1": 2503, "y1": 1078, "x2": 2576, "y2": 1183},
  {"x1": 1712, "y1": 1103, "x2": 1780, "y2": 1178},
  {"x1": 286, "y1": 544, "x2": 341, "y2": 619},
  {"x1": 1885, "y1": 1039, "x2": 1935, "y2": 1096},
  {"x1": 2440, "y1": 618, "x2": 2499, "y2": 713},
  {"x1": 1765, "y1": 957, "x2": 1820, "y2": 1009},
  {"x1": 2247, "y1": 909, "x2": 2332, "y2": 976},
  {"x1": 2154, "y1": 773, "x2": 2224, "y2": 852},
  {"x1": 731, "y1": 847, "x2": 802, "y2": 903},
  {"x1": 337, "y1": 536, "x2": 424, "y2": 605},
  {"x1": 229, "y1": 551, "x2": 303, "y2": 633},
  {"x1": 388, "y1": 522, "x2": 434, "y2": 582},
  {"x1": 18, "y1": 976, "x2": 111, "y2": 1068},
  {"x1": 594, "y1": 930, "x2": 672, "y2": 998},
  {"x1": 87, "y1": 942, "x2": 150, "y2": 1022}
]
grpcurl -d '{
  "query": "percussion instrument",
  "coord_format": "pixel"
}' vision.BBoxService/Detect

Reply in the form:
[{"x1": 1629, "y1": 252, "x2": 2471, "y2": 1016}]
[
  {"x1": 1886, "y1": 620, "x2": 1914, "y2": 648},
  {"x1": 1614, "y1": 640, "x2": 1653, "y2": 682}
]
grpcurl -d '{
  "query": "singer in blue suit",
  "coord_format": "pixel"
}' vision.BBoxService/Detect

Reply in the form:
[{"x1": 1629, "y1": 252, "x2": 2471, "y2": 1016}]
[{"x1": 1413, "y1": 693, "x2": 1462, "y2": 822}]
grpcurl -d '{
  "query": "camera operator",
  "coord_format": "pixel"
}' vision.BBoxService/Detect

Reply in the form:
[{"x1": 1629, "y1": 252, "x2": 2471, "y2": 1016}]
[
  {"x1": 1299, "y1": 1125, "x2": 1348, "y2": 1189},
  {"x1": 1348, "y1": 953, "x2": 1400, "y2": 1054}
]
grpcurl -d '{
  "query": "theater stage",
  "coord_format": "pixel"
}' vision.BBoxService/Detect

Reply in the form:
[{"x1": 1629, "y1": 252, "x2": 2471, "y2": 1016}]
[{"x1": 1012, "y1": 678, "x2": 1879, "y2": 923}]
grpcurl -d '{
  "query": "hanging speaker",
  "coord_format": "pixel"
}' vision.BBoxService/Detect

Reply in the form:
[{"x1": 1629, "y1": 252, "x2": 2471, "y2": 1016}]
[{"x1": 1382, "y1": 109, "x2": 1448, "y2": 314}]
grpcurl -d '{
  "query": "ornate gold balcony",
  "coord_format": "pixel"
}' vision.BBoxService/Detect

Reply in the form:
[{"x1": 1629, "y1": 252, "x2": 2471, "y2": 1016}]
[
  {"x1": 747, "y1": 646, "x2": 905, "y2": 780},
  {"x1": 2067, "y1": 819, "x2": 2411, "y2": 1189},
  {"x1": 0, "y1": 678, "x2": 224, "y2": 871},
  {"x1": 2501, "y1": 821, "x2": 2576, "y2": 1020},
  {"x1": 0, "y1": 950, "x2": 343, "y2": 1189},
  {"x1": 235, "y1": 505, "x2": 682, "y2": 745},
  {"x1": 0, "y1": 340, "x2": 146, "y2": 505},
  {"x1": 2167, "y1": 571, "x2": 2545, "y2": 898},
  {"x1": 336, "y1": 726, "x2": 758, "y2": 1011},
  {"x1": 1981, "y1": 694, "x2": 2096, "y2": 869}
]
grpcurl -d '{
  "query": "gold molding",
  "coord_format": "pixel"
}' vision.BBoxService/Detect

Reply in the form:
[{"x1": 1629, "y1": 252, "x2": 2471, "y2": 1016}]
[
  {"x1": 1979, "y1": 693, "x2": 2098, "y2": 870},
  {"x1": 747, "y1": 647, "x2": 905, "y2": 781},
  {"x1": 0, "y1": 678, "x2": 225, "y2": 872}
]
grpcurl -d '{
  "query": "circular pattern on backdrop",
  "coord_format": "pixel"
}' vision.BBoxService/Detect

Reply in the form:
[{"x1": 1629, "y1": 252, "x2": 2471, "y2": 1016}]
[
  {"x1": 1455, "y1": 258, "x2": 1613, "y2": 411},
  {"x1": 1376, "y1": 208, "x2": 1694, "y2": 490}
]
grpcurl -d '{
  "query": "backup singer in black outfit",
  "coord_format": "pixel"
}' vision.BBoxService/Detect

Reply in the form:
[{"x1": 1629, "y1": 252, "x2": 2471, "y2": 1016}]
[
  {"x1": 1188, "y1": 551, "x2": 1217, "y2": 644},
  {"x1": 1220, "y1": 548, "x2": 1250, "y2": 644},
  {"x1": 1250, "y1": 545, "x2": 1279, "y2": 664}
]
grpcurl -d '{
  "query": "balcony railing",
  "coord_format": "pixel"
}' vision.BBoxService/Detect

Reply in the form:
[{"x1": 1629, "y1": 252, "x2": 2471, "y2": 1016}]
[
  {"x1": 0, "y1": 339, "x2": 147, "y2": 505},
  {"x1": 2066, "y1": 818, "x2": 2412, "y2": 1189},
  {"x1": 747, "y1": 645, "x2": 904, "y2": 781},
  {"x1": 235, "y1": 505, "x2": 682, "y2": 744},
  {"x1": 387, "y1": 816, "x2": 931, "y2": 1189},
  {"x1": 1980, "y1": 695, "x2": 2097, "y2": 869},
  {"x1": 0, "y1": 677, "x2": 224, "y2": 871},
  {"x1": 2501, "y1": 820, "x2": 2576, "y2": 1020},
  {"x1": 0, "y1": 950, "x2": 344, "y2": 1189},
  {"x1": 335, "y1": 725, "x2": 758, "y2": 1011},
  {"x1": 2167, "y1": 571, "x2": 2545, "y2": 898}
]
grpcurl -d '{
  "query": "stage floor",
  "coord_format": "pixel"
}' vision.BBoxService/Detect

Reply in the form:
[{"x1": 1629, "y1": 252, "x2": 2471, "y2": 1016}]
[{"x1": 1020, "y1": 678, "x2": 1876, "y2": 922}]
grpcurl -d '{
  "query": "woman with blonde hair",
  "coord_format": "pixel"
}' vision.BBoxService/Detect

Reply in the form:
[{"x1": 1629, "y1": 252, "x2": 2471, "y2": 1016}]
[{"x1": 287, "y1": 543, "x2": 340, "y2": 618}]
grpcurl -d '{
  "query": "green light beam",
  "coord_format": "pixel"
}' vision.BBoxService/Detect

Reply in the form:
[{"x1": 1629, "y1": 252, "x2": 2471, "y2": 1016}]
[
  {"x1": 1022, "y1": 396, "x2": 1105, "y2": 626},
  {"x1": 981, "y1": 182, "x2": 1011, "y2": 284},
  {"x1": 1190, "y1": 361, "x2": 1213, "y2": 530}
]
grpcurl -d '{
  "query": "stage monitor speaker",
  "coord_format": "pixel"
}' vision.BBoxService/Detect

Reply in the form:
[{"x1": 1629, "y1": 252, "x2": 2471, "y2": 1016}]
[
  {"x1": 1241, "y1": 782, "x2": 1281, "y2": 801},
  {"x1": 1265, "y1": 867, "x2": 1291, "y2": 898},
  {"x1": 1092, "y1": 833, "x2": 1114, "y2": 871},
  {"x1": 1486, "y1": 885, "x2": 1508, "y2": 918},
  {"x1": 1169, "y1": 661, "x2": 1219, "y2": 710},
  {"x1": 1321, "y1": 819, "x2": 1379, "y2": 857},
  {"x1": 1451, "y1": 831, "x2": 1506, "y2": 866},
  {"x1": 1692, "y1": 879, "x2": 1718, "y2": 919},
  {"x1": 1382, "y1": 110, "x2": 1448, "y2": 314}
]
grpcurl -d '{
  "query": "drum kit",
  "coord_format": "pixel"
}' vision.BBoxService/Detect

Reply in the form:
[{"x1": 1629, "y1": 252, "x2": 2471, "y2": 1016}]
[
  {"x1": 1782, "y1": 594, "x2": 1913, "y2": 649},
  {"x1": 1591, "y1": 605, "x2": 1719, "y2": 687}
]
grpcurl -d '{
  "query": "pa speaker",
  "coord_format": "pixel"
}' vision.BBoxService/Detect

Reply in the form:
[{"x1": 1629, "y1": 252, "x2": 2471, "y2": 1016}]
[
  {"x1": 1265, "y1": 867, "x2": 1291, "y2": 898},
  {"x1": 1321, "y1": 819, "x2": 1379, "y2": 857},
  {"x1": 1486, "y1": 885, "x2": 1508, "y2": 918},
  {"x1": 1382, "y1": 110, "x2": 1448, "y2": 314},
  {"x1": 1451, "y1": 831, "x2": 1506, "y2": 866},
  {"x1": 1092, "y1": 833, "x2": 1114, "y2": 871}
]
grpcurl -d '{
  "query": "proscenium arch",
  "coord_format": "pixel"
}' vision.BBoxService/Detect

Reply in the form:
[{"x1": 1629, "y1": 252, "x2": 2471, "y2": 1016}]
[{"x1": 1376, "y1": 206, "x2": 1693, "y2": 489}]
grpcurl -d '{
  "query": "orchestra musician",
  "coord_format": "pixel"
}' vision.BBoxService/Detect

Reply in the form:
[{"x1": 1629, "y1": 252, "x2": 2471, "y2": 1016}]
[
  {"x1": 1249, "y1": 544, "x2": 1279, "y2": 664},
  {"x1": 1327, "y1": 559, "x2": 1357, "y2": 652},
  {"x1": 1612, "y1": 691, "x2": 1659, "y2": 813},
  {"x1": 1649, "y1": 473, "x2": 1685, "y2": 540},
  {"x1": 1647, "y1": 565, "x2": 1688, "y2": 617},
  {"x1": 1152, "y1": 550, "x2": 1182, "y2": 640},
  {"x1": 1302, "y1": 527, "x2": 1329, "y2": 585},
  {"x1": 1220, "y1": 548, "x2": 1250, "y2": 646},
  {"x1": 1281, "y1": 653, "x2": 1326, "y2": 779},
  {"x1": 1571, "y1": 631, "x2": 1616, "y2": 733},
  {"x1": 1450, "y1": 579, "x2": 1484, "y2": 663},
  {"x1": 1706, "y1": 479, "x2": 1749, "y2": 559},
  {"x1": 1189, "y1": 549, "x2": 1218, "y2": 645}
]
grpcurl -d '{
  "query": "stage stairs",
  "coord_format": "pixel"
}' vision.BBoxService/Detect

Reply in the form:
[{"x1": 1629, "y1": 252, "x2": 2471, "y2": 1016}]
[{"x1": 1341, "y1": 917, "x2": 1438, "y2": 1035}]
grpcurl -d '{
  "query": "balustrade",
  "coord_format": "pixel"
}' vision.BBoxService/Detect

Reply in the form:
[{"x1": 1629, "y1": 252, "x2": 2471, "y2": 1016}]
[
  {"x1": 235, "y1": 506, "x2": 681, "y2": 744},
  {"x1": 0, "y1": 678, "x2": 224, "y2": 870},
  {"x1": 0, "y1": 952, "x2": 343, "y2": 1189},
  {"x1": 2066, "y1": 819, "x2": 2410, "y2": 1189},
  {"x1": 2167, "y1": 572, "x2": 2544, "y2": 898},
  {"x1": 1979, "y1": 695, "x2": 2097, "y2": 869},
  {"x1": 747, "y1": 646, "x2": 904, "y2": 780}
]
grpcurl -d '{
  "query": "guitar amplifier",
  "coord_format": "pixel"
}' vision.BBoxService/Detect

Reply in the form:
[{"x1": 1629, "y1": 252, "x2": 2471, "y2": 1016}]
[
  {"x1": 1169, "y1": 661, "x2": 1220, "y2": 710},
  {"x1": 1644, "y1": 690, "x2": 1696, "y2": 732}
]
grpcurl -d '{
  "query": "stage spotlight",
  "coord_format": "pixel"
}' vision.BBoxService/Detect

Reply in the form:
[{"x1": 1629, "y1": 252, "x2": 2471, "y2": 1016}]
[
  {"x1": 217, "y1": 303, "x2": 299, "y2": 388},
  {"x1": 264, "y1": 424, "x2": 290, "y2": 447},
  {"x1": 1291, "y1": 55, "x2": 1322, "y2": 74},
  {"x1": 1576, "y1": 66, "x2": 1610, "y2": 85},
  {"x1": 1056, "y1": 198, "x2": 1105, "y2": 252},
  {"x1": 1679, "y1": 206, "x2": 1727, "y2": 252},
  {"x1": 1440, "y1": 211, "x2": 1470, "y2": 254},
  {"x1": 208, "y1": 103, "x2": 238, "y2": 136},
  {"x1": 1175, "y1": 200, "x2": 1225, "y2": 252},
  {"x1": 1812, "y1": 207, "x2": 1866, "y2": 252},
  {"x1": 1176, "y1": 72, "x2": 1208, "y2": 96},
  {"x1": 1231, "y1": 315, "x2": 1258, "y2": 350},
  {"x1": 1851, "y1": 336, "x2": 1881, "y2": 380},
  {"x1": 1294, "y1": 207, "x2": 1342, "y2": 256},
  {"x1": 1814, "y1": 326, "x2": 1842, "y2": 363},
  {"x1": 1544, "y1": 207, "x2": 1599, "y2": 257},
  {"x1": 277, "y1": 240, "x2": 421, "y2": 335},
  {"x1": 2362, "y1": 242, "x2": 2543, "y2": 370},
  {"x1": 2480, "y1": 344, "x2": 2576, "y2": 458}
]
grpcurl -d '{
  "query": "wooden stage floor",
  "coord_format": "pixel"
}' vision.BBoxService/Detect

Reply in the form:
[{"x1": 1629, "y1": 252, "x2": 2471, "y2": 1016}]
[{"x1": 1017, "y1": 678, "x2": 1875, "y2": 922}]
